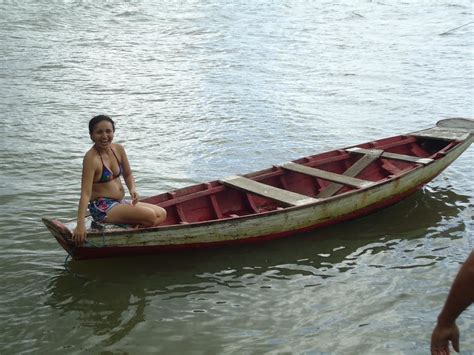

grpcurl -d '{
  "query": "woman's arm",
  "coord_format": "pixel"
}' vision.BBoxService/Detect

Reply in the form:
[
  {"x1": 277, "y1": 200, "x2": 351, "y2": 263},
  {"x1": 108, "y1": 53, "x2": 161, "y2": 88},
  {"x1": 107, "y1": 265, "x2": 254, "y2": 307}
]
[
  {"x1": 438, "y1": 251, "x2": 474, "y2": 323},
  {"x1": 72, "y1": 153, "x2": 96, "y2": 244},
  {"x1": 119, "y1": 144, "x2": 139, "y2": 205},
  {"x1": 431, "y1": 250, "x2": 474, "y2": 354}
]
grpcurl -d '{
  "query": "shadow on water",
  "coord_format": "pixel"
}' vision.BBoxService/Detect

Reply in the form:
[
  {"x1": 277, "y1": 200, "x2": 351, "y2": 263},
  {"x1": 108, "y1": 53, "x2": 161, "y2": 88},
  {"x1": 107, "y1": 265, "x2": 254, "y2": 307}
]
[{"x1": 45, "y1": 185, "x2": 470, "y2": 343}]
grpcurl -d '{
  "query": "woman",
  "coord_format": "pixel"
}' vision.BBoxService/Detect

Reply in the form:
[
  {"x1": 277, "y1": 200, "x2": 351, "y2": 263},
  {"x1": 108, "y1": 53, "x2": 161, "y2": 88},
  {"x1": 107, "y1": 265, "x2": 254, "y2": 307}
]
[{"x1": 72, "y1": 115, "x2": 166, "y2": 244}]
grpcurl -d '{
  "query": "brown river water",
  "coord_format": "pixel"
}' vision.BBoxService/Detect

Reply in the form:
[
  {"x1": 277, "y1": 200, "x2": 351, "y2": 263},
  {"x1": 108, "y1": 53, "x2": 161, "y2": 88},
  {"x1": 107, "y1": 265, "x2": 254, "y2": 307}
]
[{"x1": 0, "y1": 1, "x2": 473, "y2": 354}]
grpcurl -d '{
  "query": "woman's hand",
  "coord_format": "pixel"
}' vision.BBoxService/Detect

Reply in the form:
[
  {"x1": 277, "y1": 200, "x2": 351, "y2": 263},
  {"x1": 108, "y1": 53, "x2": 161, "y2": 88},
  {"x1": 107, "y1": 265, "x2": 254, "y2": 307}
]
[
  {"x1": 130, "y1": 189, "x2": 139, "y2": 205},
  {"x1": 431, "y1": 321, "x2": 459, "y2": 354},
  {"x1": 72, "y1": 224, "x2": 87, "y2": 245}
]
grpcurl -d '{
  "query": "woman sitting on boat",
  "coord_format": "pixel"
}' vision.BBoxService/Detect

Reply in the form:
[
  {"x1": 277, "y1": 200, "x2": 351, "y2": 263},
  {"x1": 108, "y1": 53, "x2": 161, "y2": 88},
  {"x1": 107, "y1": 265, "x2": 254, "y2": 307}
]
[{"x1": 72, "y1": 115, "x2": 166, "y2": 244}]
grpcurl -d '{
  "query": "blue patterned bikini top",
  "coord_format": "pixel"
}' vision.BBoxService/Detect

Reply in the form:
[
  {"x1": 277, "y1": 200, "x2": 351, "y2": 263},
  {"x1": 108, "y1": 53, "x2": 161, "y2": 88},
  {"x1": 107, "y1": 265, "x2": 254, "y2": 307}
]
[{"x1": 94, "y1": 148, "x2": 123, "y2": 184}]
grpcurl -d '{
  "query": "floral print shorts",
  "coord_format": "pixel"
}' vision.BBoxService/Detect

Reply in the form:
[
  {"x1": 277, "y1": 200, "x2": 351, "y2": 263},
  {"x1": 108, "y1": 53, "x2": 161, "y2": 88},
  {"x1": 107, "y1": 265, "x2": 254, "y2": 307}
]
[{"x1": 88, "y1": 197, "x2": 129, "y2": 223}]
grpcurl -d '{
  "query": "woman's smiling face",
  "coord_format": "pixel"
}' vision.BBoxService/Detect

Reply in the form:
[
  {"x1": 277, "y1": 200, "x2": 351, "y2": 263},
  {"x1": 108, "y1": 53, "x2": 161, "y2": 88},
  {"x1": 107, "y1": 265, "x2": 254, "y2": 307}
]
[{"x1": 91, "y1": 120, "x2": 115, "y2": 149}]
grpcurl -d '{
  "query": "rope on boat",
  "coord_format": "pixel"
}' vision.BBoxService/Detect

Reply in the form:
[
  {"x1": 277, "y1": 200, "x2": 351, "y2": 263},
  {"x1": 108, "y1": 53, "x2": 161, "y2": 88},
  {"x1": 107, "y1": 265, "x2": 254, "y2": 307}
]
[
  {"x1": 61, "y1": 231, "x2": 107, "y2": 276},
  {"x1": 64, "y1": 253, "x2": 71, "y2": 270},
  {"x1": 62, "y1": 253, "x2": 88, "y2": 279},
  {"x1": 81, "y1": 229, "x2": 107, "y2": 248},
  {"x1": 439, "y1": 21, "x2": 473, "y2": 35}
]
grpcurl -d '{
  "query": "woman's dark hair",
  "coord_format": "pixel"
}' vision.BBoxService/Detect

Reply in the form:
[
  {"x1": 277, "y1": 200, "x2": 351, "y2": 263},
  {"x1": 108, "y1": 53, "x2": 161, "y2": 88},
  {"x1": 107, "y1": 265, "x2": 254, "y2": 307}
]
[{"x1": 89, "y1": 115, "x2": 115, "y2": 134}]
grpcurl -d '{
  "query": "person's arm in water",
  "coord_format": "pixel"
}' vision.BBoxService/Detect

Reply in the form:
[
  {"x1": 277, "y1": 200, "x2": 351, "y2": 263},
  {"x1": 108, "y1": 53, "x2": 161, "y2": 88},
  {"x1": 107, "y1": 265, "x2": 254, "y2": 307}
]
[
  {"x1": 72, "y1": 153, "x2": 95, "y2": 244},
  {"x1": 431, "y1": 250, "x2": 474, "y2": 354},
  {"x1": 118, "y1": 144, "x2": 138, "y2": 205}
]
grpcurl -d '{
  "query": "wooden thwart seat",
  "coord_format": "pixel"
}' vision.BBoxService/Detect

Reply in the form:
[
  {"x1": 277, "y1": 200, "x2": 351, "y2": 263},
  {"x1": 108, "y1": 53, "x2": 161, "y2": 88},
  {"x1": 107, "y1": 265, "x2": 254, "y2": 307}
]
[
  {"x1": 220, "y1": 145, "x2": 429, "y2": 205},
  {"x1": 277, "y1": 149, "x2": 381, "y2": 199},
  {"x1": 219, "y1": 175, "x2": 319, "y2": 207},
  {"x1": 346, "y1": 147, "x2": 433, "y2": 165},
  {"x1": 317, "y1": 149, "x2": 382, "y2": 198},
  {"x1": 280, "y1": 162, "x2": 376, "y2": 189},
  {"x1": 413, "y1": 126, "x2": 470, "y2": 141}
]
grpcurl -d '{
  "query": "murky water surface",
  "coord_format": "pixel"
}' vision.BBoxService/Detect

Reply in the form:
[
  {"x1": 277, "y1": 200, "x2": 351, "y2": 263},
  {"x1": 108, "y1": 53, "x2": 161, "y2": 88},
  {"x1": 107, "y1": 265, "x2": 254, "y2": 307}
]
[{"x1": 1, "y1": 1, "x2": 473, "y2": 353}]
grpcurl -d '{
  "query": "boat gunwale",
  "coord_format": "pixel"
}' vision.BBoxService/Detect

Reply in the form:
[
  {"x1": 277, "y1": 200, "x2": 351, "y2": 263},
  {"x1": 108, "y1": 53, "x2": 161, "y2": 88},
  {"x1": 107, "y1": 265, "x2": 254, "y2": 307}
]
[{"x1": 45, "y1": 134, "x2": 469, "y2": 240}]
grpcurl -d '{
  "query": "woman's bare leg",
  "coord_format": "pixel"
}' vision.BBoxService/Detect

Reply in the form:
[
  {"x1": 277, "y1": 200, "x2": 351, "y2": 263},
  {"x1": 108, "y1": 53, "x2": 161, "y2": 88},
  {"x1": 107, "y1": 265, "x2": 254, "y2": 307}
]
[
  {"x1": 105, "y1": 203, "x2": 165, "y2": 227},
  {"x1": 135, "y1": 202, "x2": 167, "y2": 224}
]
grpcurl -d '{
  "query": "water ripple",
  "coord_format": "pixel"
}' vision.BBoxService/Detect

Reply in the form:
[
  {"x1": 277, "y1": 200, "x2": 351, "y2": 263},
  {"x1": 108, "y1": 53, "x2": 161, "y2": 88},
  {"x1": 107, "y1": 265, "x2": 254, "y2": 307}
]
[{"x1": 1, "y1": 0, "x2": 473, "y2": 353}]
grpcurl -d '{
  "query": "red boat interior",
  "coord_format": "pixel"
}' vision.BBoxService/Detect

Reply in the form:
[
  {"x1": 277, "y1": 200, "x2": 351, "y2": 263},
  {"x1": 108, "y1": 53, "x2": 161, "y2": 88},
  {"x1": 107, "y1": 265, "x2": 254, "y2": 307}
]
[{"x1": 141, "y1": 135, "x2": 458, "y2": 226}]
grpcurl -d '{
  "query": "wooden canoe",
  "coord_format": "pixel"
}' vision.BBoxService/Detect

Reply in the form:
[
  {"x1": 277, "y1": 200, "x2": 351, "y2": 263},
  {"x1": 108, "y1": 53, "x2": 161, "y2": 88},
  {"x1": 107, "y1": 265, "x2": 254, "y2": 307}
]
[{"x1": 43, "y1": 118, "x2": 473, "y2": 260}]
